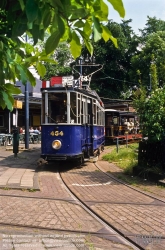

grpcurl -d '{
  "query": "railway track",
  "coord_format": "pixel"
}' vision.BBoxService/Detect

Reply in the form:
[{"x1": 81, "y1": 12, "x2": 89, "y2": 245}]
[
  {"x1": 0, "y1": 179, "x2": 140, "y2": 250},
  {"x1": 0, "y1": 162, "x2": 139, "y2": 250},
  {"x1": 60, "y1": 160, "x2": 165, "y2": 250},
  {"x1": 0, "y1": 159, "x2": 164, "y2": 249}
]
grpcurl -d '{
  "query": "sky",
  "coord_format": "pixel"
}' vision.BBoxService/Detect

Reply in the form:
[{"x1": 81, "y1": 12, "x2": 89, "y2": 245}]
[{"x1": 107, "y1": 0, "x2": 165, "y2": 34}]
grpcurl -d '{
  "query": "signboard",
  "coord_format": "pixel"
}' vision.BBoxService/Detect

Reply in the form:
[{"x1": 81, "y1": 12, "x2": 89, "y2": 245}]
[
  {"x1": 62, "y1": 76, "x2": 73, "y2": 86},
  {"x1": 13, "y1": 100, "x2": 22, "y2": 109},
  {"x1": 50, "y1": 76, "x2": 73, "y2": 87}
]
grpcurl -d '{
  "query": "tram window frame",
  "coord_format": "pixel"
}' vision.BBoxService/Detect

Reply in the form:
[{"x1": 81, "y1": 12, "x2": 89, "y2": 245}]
[
  {"x1": 96, "y1": 101, "x2": 102, "y2": 125},
  {"x1": 41, "y1": 94, "x2": 45, "y2": 124},
  {"x1": 77, "y1": 93, "x2": 81, "y2": 124},
  {"x1": 70, "y1": 92, "x2": 77, "y2": 123},
  {"x1": 101, "y1": 109, "x2": 105, "y2": 126},
  {"x1": 87, "y1": 98, "x2": 92, "y2": 124},
  {"x1": 93, "y1": 100, "x2": 97, "y2": 125},
  {"x1": 82, "y1": 96, "x2": 86, "y2": 124},
  {"x1": 46, "y1": 92, "x2": 67, "y2": 124}
]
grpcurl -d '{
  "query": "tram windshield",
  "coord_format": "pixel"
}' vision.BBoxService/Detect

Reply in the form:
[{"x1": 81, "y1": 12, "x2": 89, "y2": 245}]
[{"x1": 42, "y1": 92, "x2": 67, "y2": 123}]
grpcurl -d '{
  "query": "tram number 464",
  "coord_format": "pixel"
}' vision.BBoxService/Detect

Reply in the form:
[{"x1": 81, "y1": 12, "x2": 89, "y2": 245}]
[{"x1": 50, "y1": 131, "x2": 64, "y2": 136}]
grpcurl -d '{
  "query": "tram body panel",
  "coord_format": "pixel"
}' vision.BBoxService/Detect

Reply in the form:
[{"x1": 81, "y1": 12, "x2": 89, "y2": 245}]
[
  {"x1": 93, "y1": 126, "x2": 105, "y2": 149},
  {"x1": 41, "y1": 125, "x2": 84, "y2": 160}
]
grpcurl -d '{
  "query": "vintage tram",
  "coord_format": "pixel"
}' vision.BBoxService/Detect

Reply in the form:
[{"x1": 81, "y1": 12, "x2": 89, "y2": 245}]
[
  {"x1": 40, "y1": 75, "x2": 105, "y2": 163},
  {"x1": 105, "y1": 109, "x2": 142, "y2": 144}
]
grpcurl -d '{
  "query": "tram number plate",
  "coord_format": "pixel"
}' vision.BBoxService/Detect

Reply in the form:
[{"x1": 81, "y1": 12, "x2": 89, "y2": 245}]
[{"x1": 50, "y1": 131, "x2": 64, "y2": 136}]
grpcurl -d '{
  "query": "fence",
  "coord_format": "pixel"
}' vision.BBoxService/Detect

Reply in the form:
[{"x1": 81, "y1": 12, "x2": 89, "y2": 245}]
[{"x1": 137, "y1": 140, "x2": 165, "y2": 180}]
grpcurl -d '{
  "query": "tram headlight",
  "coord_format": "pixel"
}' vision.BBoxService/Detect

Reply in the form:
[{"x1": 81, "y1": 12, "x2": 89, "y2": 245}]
[{"x1": 52, "y1": 140, "x2": 62, "y2": 150}]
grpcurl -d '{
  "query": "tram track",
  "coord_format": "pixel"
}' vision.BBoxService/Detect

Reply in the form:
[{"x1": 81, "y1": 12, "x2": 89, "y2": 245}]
[
  {"x1": 95, "y1": 161, "x2": 165, "y2": 204},
  {"x1": 60, "y1": 160, "x2": 165, "y2": 250},
  {"x1": 0, "y1": 159, "x2": 164, "y2": 249},
  {"x1": 59, "y1": 169, "x2": 143, "y2": 250},
  {"x1": 0, "y1": 167, "x2": 140, "y2": 250}
]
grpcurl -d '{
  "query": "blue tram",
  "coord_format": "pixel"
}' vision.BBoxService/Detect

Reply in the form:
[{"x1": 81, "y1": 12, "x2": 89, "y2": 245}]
[{"x1": 40, "y1": 75, "x2": 105, "y2": 163}]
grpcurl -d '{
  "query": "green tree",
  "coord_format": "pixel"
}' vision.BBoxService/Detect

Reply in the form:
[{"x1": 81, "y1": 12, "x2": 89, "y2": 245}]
[
  {"x1": 130, "y1": 31, "x2": 165, "y2": 90},
  {"x1": 130, "y1": 17, "x2": 165, "y2": 91},
  {"x1": 140, "y1": 16, "x2": 165, "y2": 39},
  {"x1": 134, "y1": 87, "x2": 165, "y2": 142},
  {"x1": 42, "y1": 42, "x2": 73, "y2": 79},
  {"x1": 89, "y1": 19, "x2": 139, "y2": 98},
  {"x1": 0, "y1": 0, "x2": 125, "y2": 110}
]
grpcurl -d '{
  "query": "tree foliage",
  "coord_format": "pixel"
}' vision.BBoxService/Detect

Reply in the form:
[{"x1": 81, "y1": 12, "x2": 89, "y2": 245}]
[
  {"x1": 0, "y1": 0, "x2": 125, "y2": 110},
  {"x1": 130, "y1": 17, "x2": 165, "y2": 91},
  {"x1": 134, "y1": 87, "x2": 165, "y2": 142},
  {"x1": 89, "y1": 19, "x2": 139, "y2": 98}
]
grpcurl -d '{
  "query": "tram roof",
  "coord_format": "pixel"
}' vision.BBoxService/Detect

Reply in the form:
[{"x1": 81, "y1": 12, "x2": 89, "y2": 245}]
[
  {"x1": 41, "y1": 86, "x2": 102, "y2": 100},
  {"x1": 105, "y1": 109, "x2": 137, "y2": 117}
]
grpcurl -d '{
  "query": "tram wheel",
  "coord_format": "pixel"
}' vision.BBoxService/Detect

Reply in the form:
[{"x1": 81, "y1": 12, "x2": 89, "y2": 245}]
[{"x1": 78, "y1": 154, "x2": 84, "y2": 166}]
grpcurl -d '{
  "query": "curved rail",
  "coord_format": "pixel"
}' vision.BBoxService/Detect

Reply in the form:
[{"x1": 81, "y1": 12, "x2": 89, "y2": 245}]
[{"x1": 59, "y1": 169, "x2": 142, "y2": 250}]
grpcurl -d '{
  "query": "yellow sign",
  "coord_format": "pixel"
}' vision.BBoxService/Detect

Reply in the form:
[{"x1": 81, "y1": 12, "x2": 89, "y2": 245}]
[{"x1": 13, "y1": 100, "x2": 23, "y2": 109}]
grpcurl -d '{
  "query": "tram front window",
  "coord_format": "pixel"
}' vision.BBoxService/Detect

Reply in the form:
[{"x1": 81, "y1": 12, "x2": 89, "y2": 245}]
[
  {"x1": 48, "y1": 93, "x2": 67, "y2": 123},
  {"x1": 70, "y1": 92, "x2": 76, "y2": 123}
]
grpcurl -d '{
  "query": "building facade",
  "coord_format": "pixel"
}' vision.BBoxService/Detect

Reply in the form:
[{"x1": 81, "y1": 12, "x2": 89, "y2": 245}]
[{"x1": 0, "y1": 79, "x2": 42, "y2": 133}]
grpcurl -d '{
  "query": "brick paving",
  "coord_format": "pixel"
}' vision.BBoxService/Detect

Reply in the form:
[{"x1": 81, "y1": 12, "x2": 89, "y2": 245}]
[
  {"x1": 61, "y1": 158, "x2": 165, "y2": 249},
  {"x1": 0, "y1": 144, "x2": 165, "y2": 249},
  {"x1": 0, "y1": 145, "x2": 134, "y2": 250}
]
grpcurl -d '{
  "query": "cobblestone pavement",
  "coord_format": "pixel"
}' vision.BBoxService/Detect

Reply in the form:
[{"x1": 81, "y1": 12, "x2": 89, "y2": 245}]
[{"x1": 0, "y1": 145, "x2": 134, "y2": 250}]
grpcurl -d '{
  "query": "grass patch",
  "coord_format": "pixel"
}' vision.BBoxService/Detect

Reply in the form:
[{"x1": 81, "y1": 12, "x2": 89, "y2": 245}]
[{"x1": 102, "y1": 144, "x2": 139, "y2": 175}]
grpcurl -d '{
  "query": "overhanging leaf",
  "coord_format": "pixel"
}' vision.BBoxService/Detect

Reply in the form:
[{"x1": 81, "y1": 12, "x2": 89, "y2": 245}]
[
  {"x1": 107, "y1": 0, "x2": 125, "y2": 18},
  {"x1": 102, "y1": 25, "x2": 118, "y2": 47},
  {"x1": 93, "y1": 16, "x2": 102, "y2": 42},
  {"x1": 45, "y1": 31, "x2": 61, "y2": 54},
  {"x1": 25, "y1": 0, "x2": 38, "y2": 22},
  {"x1": 2, "y1": 91, "x2": 13, "y2": 111},
  {"x1": 70, "y1": 31, "x2": 81, "y2": 59},
  {"x1": 4, "y1": 84, "x2": 21, "y2": 94},
  {"x1": 36, "y1": 62, "x2": 46, "y2": 77},
  {"x1": 84, "y1": 40, "x2": 93, "y2": 55}
]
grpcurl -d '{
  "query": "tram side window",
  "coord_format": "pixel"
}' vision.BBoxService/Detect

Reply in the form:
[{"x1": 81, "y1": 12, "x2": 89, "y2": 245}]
[
  {"x1": 97, "y1": 105, "x2": 101, "y2": 125},
  {"x1": 77, "y1": 94, "x2": 81, "y2": 124},
  {"x1": 87, "y1": 99, "x2": 92, "y2": 124},
  {"x1": 93, "y1": 101, "x2": 97, "y2": 125},
  {"x1": 70, "y1": 92, "x2": 77, "y2": 123},
  {"x1": 48, "y1": 93, "x2": 67, "y2": 123},
  {"x1": 101, "y1": 110, "x2": 105, "y2": 126},
  {"x1": 81, "y1": 98, "x2": 86, "y2": 124},
  {"x1": 41, "y1": 94, "x2": 45, "y2": 123}
]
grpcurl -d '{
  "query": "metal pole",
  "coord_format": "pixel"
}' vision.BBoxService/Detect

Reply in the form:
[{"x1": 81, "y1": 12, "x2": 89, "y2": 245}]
[
  {"x1": 8, "y1": 111, "x2": 11, "y2": 133},
  {"x1": 116, "y1": 138, "x2": 119, "y2": 153},
  {"x1": 126, "y1": 132, "x2": 128, "y2": 148},
  {"x1": 25, "y1": 34, "x2": 29, "y2": 149},
  {"x1": 79, "y1": 57, "x2": 82, "y2": 88},
  {"x1": 25, "y1": 82, "x2": 29, "y2": 149}
]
